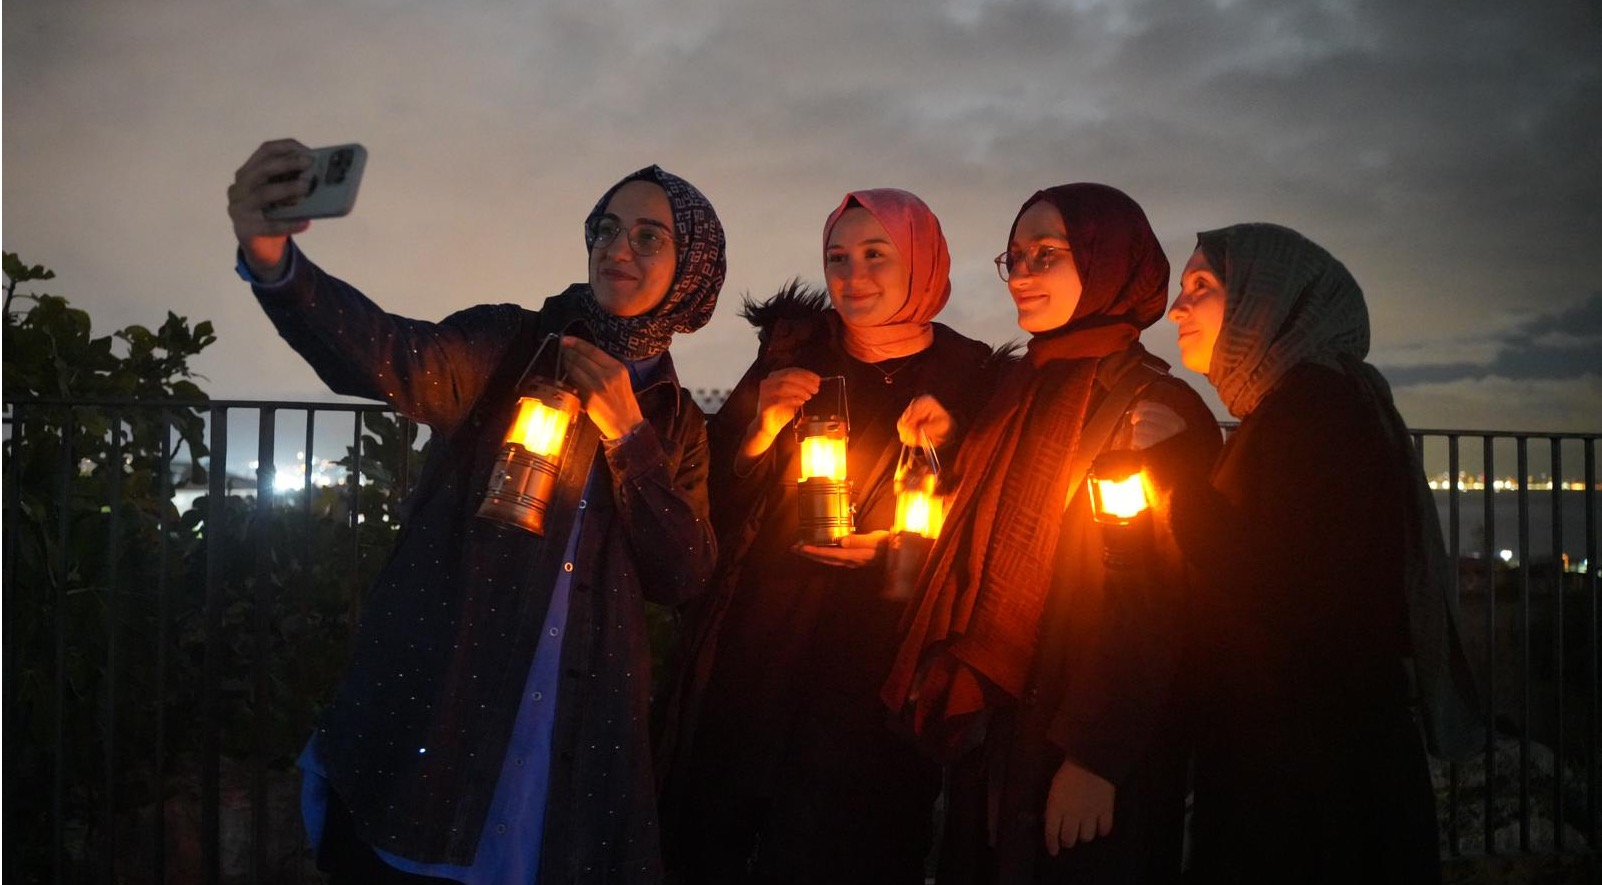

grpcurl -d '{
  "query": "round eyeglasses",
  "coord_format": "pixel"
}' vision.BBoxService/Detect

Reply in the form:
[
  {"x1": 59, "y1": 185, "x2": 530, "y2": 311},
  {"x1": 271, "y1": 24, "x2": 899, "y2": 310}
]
[
  {"x1": 586, "y1": 215, "x2": 676, "y2": 257},
  {"x1": 994, "y1": 244, "x2": 1070, "y2": 282}
]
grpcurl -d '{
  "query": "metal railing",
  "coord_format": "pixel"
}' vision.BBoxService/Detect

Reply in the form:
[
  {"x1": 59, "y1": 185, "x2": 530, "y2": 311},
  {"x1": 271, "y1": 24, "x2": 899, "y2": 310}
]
[{"x1": 3, "y1": 397, "x2": 1597, "y2": 882}]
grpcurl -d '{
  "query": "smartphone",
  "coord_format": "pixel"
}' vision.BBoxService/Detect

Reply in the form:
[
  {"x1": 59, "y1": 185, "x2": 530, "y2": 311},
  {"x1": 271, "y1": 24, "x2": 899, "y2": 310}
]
[{"x1": 265, "y1": 143, "x2": 367, "y2": 220}]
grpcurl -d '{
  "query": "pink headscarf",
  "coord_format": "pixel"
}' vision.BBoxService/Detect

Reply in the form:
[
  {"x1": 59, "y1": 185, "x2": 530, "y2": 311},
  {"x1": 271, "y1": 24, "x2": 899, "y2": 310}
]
[{"x1": 822, "y1": 188, "x2": 953, "y2": 362}]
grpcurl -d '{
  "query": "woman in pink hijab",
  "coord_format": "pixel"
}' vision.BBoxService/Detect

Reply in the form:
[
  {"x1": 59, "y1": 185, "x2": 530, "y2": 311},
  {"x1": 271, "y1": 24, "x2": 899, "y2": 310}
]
[{"x1": 659, "y1": 189, "x2": 1003, "y2": 884}]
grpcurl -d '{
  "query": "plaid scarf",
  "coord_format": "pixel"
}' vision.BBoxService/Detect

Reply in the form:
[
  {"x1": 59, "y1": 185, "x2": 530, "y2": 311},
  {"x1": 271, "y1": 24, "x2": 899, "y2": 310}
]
[{"x1": 576, "y1": 165, "x2": 726, "y2": 360}]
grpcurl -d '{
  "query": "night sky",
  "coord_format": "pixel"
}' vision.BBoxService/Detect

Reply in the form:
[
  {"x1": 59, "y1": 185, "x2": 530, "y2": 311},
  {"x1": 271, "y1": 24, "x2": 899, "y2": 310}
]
[{"x1": 6, "y1": 0, "x2": 1600, "y2": 433}]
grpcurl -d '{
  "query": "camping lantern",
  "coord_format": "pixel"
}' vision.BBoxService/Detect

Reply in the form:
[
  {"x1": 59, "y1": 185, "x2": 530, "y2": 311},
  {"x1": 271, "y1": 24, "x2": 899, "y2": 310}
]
[
  {"x1": 886, "y1": 438, "x2": 944, "y2": 601},
  {"x1": 477, "y1": 335, "x2": 582, "y2": 535},
  {"x1": 1087, "y1": 450, "x2": 1150, "y2": 526},
  {"x1": 1087, "y1": 450, "x2": 1152, "y2": 568},
  {"x1": 892, "y1": 440, "x2": 944, "y2": 539},
  {"x1": 795, "y1": 375, "x2": 853, "y2": 546}
]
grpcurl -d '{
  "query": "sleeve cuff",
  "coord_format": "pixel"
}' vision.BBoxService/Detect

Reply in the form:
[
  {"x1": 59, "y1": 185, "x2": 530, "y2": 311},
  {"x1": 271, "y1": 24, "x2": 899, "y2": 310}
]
[
  {"x1": 603, "y1": 420, "x2": 668, "y2": 483},
  {"x1": 234, "y1": 242, "x2": 298, "y2": 289}
]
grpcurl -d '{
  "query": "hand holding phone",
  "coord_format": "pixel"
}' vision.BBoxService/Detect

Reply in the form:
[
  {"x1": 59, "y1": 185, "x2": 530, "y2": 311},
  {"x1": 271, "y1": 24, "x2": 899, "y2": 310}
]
[{"x1": 264, "y1": 143, "x2": 367, "y2": 220}]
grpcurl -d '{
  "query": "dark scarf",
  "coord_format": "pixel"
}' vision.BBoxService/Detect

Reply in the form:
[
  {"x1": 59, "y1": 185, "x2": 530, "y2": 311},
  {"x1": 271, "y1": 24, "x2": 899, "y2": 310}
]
[
  {"x1": 576, "y1": 165, "x2": 726, "y2": 359},
  {"x1": 882, "y1": 183, "x2": 1169, "y2": 759}
]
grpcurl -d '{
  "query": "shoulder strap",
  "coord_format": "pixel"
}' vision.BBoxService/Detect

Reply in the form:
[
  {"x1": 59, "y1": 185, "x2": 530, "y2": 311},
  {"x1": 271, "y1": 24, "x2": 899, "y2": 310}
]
[{"x1": 1062, "y1": 355, "x2": 1168, "y2": 511}]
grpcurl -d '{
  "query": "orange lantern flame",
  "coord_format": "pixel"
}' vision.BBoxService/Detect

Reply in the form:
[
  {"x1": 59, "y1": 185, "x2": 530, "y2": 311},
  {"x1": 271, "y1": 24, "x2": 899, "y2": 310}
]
[
  {"x1": 894, "y1": 472, "x2": 945, "y2": 538},
  {"x1": 506, "y1": 394, "x2": 576, "y2": 458},
  {"x1": 1088, "y1": 451, "x2": 1150, "y2": 527}
]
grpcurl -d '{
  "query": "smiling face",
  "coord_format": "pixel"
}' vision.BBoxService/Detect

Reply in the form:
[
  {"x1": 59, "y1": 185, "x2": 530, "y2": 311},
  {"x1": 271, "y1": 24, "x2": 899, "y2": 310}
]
[
  {"x1": 1005, "y1": 199, "x2": 1083, "y2": 333},
  {"x1": 1169, "y1": 246, "x2": 1228, "y2": 374},
  {"x1": 823, "y1": 207, "x2": 910, "y2": 329},
  {"x1": 587, "y1": 180, "x2": 677, "y2": 318}
]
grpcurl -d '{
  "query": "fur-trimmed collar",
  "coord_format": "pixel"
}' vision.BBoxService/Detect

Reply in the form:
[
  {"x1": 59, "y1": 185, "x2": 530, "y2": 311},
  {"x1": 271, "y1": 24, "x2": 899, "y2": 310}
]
[{"x1": 740, "y1": 278, "x2": 832, "y2": 330}]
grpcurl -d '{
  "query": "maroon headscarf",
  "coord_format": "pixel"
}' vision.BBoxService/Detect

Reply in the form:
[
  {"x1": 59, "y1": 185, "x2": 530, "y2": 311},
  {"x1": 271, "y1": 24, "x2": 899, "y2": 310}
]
[
  {"x1": 822, "y1": 188, "x2": 953, "y2": 361},
  {"x1": 883, "y1": 183, "x2": 1169, "y2": 758}
]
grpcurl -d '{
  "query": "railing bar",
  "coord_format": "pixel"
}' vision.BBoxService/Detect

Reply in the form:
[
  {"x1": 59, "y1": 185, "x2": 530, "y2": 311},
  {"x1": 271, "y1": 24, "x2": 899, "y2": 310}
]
[
  {"x1": 398, "y1": 414, "x2": 413, "y2": 499},
  {"x1": 2, "y1": 407, "x2": 23, "y2": 885},
  {"x1": 299, "y1": 410, "x2": 317, "y2": 883},
  {"x1": 1549, "y1": 439, "x2": 1566, "y2": 851},
  {"x1": 1516, "y1": 437, "x2": 1531, "y2": 852},
  {"x1": 252, "y1": 410, "x2": 277, "y2": 884},
  {"x1": 1586, "y1": 439, "x2": 1598, "y2": 848},
  {"x1": 1447, "y1": 434, "x2": 1462, "y2": 856},
  {"x1": 54, "y1": 408, "x2": 74, "y2": 885},
  {"x1": 102, "y1": 415, "x2": 125, "y2": 883},
  {"x1": 348, "y1": 415, "x2": 363, "y2": 636},
  {"x1": 155, "y1": 410, "x2": 174, "y2": 882},
  {"x1": 203, "y1": 406, "x2": 228, "y2": 885},
  {"x1": 1483, "y1": 436, "x2": 1497, "y2": 855}
]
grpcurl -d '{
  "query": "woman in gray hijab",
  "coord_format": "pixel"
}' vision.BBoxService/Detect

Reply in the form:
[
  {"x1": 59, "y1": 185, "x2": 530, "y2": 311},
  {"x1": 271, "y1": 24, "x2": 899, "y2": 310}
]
[{"x1": 1165, "y1": 223, "x2": 1477, "y2": 885}]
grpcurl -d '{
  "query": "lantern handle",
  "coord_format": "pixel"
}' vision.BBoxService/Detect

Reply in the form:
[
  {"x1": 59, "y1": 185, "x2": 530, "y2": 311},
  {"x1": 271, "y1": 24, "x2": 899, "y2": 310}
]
[
  {"x1": 512, "y1": 318, "x2": 596, "y2": 391},
  {"x1": 793, "y1": 374, "x2": 850, "y2": 430},
  {"x1": 894, "y1": 430, "x2": 940, "y2": 480}
]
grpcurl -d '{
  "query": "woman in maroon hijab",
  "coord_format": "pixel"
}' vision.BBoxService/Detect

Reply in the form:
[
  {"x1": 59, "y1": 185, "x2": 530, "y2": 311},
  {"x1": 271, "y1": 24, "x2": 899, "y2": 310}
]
[
  {"x1": 658, "y1": 188, "x2": 1002, "y2": 884},
  {"x1": 884, "y1": 184, "x2": 1221, "y2": 883}
]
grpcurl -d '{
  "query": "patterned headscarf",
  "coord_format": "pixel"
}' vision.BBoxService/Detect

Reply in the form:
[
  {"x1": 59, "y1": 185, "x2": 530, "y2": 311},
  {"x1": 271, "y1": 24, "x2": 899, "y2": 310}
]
[
  {"x1": 578, "y1": 165, "x2": 727, "y2": 360},
  {"x1": 1196, "y1": 222, "x2": 1369, "y2": 418},
  {"x1": 821, "y1": 188, "x2": 953, "y2": 362}
]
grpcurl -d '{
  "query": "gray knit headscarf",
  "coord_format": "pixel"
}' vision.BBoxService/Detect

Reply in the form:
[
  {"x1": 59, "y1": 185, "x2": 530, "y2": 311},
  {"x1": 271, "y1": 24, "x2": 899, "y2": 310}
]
[
  {"x1": 1197, "y1": 222, "x2": 1369, "y2": 420},
  {"x1": 578, "y1": 165, "x2": 727, "y2": 360}
]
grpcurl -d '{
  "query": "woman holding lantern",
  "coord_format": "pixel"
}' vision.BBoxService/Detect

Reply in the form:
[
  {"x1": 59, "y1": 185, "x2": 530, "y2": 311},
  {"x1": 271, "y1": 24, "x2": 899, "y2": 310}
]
[
  {"x1": 1163, "y1": 223, "x2": 1475, "y2": 883},
  {"x1": 882, "y1": 183, "x2": 1221, "y2": 883},
  {"x1": 229, "y1": 140, "x2": 725, "y2": 883},
  {"x1": 659, "y1": 188, "x2": 1000, "y2": 884}
]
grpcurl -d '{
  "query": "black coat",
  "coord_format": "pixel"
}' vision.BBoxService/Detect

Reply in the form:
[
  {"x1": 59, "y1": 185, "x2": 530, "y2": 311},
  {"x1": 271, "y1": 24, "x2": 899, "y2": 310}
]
[
  {"x1": 1168, "y1": 362, "x2": 1440, "y2": 885},
  {"x1": 658, "y1": 286, "x2": 1001, "y2": 883},
  {"x1": 254, "y1": 247, "x2": 715, "y2": 881},
  {"x1": 937, "y1": 347, "x2": 1222, "y2": 885}
]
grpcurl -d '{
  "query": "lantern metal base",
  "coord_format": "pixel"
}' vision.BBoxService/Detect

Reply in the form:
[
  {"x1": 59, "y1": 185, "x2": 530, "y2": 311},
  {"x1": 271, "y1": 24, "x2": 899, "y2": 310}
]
[
  {"x1": 797, "y1": 477, "x2": 853, "y2": 546},
  {"x1": 885, "y1": 531, "x2": 934, "y2": 601},
  {"x1": 477, "y1": 444, "x2": 560, "y2": 535}
]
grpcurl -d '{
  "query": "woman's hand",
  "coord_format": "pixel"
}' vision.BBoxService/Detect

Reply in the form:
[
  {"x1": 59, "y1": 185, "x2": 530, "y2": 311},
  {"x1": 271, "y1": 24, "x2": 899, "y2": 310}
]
[
  {"x1": 792, "y1": 530, "x2": 890, "y2": 568},
  {"x1": 561, "y1": 336, "x2": 644, "y2": 440},
  {"x1": 1043, "y1": 757, "x2": 1115, "y2": 855},
  {"x1": 897, "y1": 395, "x2": 953, "y2": 449},
  {"x1": 739, "y1": 367, "x2": 822, "y2": 462},
  {"x1": 226, "y1": 139, "x2": 316, "y2": 282}
]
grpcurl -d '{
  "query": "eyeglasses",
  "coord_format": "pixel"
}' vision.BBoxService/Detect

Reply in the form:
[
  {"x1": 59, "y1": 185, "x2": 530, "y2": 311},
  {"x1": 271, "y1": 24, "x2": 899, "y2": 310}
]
[
  {"x1": 586, "y1": 215, "x2": 676, "y2": 257},
  {"x1": 994, "y1": 244, "x2": 1070, "y2": 282}
]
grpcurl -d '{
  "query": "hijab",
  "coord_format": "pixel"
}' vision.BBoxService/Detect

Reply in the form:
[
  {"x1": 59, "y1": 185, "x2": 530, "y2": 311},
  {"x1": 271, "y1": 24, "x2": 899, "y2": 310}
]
[
  {"x1": 576, "y1": 165, "x2": 727, "y2": 360},
  {"x1": 822, "y1": 188, "x2": 952, "y2": 362},
  {"x1": 1196, "y1": 223, "x2": 1368, "y2": 419},
  {"x1": 883, "y1": 183, "x2": 1169, "y2": 757},
  {"x1": 1197, "y1": 221, "x2": 1482, "y2": 758}
]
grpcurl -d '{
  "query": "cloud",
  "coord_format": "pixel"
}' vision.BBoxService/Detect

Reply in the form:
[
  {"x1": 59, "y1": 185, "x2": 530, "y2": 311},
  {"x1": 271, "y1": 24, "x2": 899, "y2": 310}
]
[
  {"x1": 1378, "y1": 291, "x2": 1602, "y2": 387},
  {"x1": 4, "y1": 0, "x2": 1600, "y2": 433}
]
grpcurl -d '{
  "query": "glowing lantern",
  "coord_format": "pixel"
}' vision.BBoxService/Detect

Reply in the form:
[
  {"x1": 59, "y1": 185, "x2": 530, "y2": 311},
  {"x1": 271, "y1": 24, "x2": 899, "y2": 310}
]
[
  {"x1": 892, "y1": 441, "x2": 944, "y2": 539},
  {"x1": 477, "y1": 335, "x2": 583, "y2": 535},
  {"x1": 886, "y1": 439, "x2": 943, "y2": 601},
  {"x1": 795, "y1": 376, "x2": 853, "y2": 546},
  {"x1": 1086, "y1": 450, "x2": 1153, "y2": 569},
  {"x1": 1087, "y1": 450, "x2": 1150, "y2": 526}
]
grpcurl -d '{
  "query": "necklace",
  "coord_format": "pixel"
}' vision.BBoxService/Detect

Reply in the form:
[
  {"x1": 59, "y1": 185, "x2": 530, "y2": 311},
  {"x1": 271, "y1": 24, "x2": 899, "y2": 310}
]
[{"x1": 866, "y1": 353, "x2": 921, "y2": 385}]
